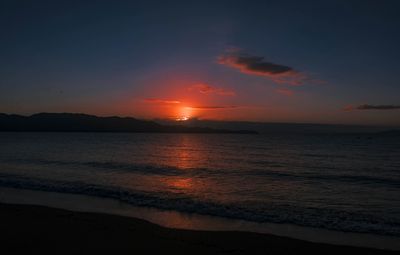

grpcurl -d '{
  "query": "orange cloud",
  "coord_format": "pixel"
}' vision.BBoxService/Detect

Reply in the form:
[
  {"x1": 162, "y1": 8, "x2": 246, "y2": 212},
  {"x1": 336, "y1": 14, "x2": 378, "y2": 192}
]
[
  {"x1": 189, "y1": 83, "x2": 235, "y2": 96},
  {"x1": 144, "y1": 98, "x2": 181, "y2": 104},
  {"x1": 217, "y1": 51, "x2": 307, "y2": 85},
  {"x1": 189, "y1": 105, "x2": 239, "y2": 110}
]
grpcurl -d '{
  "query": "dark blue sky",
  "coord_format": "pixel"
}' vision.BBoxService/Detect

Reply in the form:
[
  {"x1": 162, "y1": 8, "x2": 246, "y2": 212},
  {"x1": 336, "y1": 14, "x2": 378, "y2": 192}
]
[{"x1": 1, "y1": 0, "x2": 400, "y2": 125}]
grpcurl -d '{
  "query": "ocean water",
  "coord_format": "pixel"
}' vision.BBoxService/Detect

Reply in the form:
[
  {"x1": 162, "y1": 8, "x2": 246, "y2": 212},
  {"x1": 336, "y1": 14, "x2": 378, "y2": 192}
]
[{"x1": 0, "y1": 132, "x2": 399, "y2": 236}]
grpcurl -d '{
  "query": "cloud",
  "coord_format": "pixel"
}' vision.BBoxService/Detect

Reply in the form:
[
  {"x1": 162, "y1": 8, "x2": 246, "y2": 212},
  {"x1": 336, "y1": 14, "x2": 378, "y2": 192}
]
[
  {"x1": 144, "y1": 98, "x2": 181, "y2": 104},
  {"x1": 189, "y1": 105, "x2": 239, "y2": 110},
  {"x1": 344, "y1": 104, "x2": 400, "y2": 111},
  {"x1": 275, "y1": 88, "x2": 294, "y2": 96},
  {"x1": 189, "y1": 83, "x2": 235, "y2": 96},
  {"x1": 217, "y1": 51, "x2": 307, "y2": 85}
]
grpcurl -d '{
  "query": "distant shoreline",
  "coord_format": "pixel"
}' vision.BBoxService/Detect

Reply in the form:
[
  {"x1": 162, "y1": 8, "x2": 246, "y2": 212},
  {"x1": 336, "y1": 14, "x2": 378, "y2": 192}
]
[
  {"x1": 0, "y1": 113, "x2": 257, "y2": 134},
  {"x1": 0, "y1": 130, "x2": 257, "y2": 134},
  {"x1": 2, "y1": 112, "x2": 399, "y2": 134},
  {"x1": 0, "y1": 202, "x2": 396, "y2": 254}
]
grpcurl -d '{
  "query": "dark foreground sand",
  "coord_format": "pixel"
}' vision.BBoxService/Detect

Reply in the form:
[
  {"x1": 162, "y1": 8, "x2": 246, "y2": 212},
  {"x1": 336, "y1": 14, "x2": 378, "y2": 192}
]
[{"x1": 0, "y1": 203, "x2": 397, "y2": 255}]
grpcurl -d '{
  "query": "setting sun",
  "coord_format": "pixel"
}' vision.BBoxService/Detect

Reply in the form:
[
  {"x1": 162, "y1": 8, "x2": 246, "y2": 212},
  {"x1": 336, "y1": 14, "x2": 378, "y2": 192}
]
[
  {"x1": 175, "y1": 106, "x2": 192, "y2": 121},
  {"x1": 176, "y1": 116, "x2": 189, "y2": 121}
]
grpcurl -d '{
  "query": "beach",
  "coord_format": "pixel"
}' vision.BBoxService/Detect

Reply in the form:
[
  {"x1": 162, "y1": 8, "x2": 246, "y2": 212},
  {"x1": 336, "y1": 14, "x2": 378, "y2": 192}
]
[{"x1": 0, "y1": 202, "x2": 397, "y2": 255}]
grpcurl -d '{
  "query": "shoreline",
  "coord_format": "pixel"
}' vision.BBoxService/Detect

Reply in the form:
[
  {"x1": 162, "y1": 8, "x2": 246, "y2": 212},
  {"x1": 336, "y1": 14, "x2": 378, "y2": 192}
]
[
  {"x1": 0, "y1": 202, "x2": 397, "y2": 254},
  {"x1": 1, "y1": 187, "x2": 399, "y2": 251}
]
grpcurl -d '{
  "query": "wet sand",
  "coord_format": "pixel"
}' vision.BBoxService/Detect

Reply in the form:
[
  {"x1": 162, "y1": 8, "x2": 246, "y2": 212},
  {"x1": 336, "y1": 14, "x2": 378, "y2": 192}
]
[{"x1": 0, "y1": 203, "x2": 396, "y2": 254}]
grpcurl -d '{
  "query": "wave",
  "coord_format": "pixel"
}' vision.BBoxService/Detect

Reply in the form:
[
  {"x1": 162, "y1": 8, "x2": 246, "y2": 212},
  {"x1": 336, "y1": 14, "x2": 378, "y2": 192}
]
[
  {"x1": 2, "y1": 158, "x2": 184, "y2": 176},
  {"x1": 4, "y1": 157, "x2": 400, "y2": 188},
  {"x1": 0, "y1": 173, "x2": 399, "y2": 236}
]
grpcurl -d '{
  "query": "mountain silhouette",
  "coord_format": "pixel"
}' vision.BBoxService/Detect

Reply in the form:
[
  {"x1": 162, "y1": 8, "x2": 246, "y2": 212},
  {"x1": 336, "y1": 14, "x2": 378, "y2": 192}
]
[{"x1": 0, "y1": 113, "x2": 257, "y2": 134}]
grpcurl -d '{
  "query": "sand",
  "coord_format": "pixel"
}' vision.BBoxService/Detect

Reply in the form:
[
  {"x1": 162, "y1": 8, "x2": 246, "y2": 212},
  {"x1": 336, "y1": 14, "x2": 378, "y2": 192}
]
[{"x1": 0, "y1": 203, "x2": 396, "y2": 254}]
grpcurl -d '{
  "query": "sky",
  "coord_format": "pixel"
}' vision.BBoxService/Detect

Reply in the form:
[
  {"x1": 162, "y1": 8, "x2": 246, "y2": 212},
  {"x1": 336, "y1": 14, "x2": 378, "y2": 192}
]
[{"x1": 1, "y1": 0, "x2": 400, "y2": 126}]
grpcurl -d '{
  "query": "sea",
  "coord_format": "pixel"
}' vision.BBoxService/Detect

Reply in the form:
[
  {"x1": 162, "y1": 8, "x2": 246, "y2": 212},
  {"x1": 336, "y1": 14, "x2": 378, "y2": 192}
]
[{"x1": 0, "y1": 132, "x2": 399, "y2": 248}]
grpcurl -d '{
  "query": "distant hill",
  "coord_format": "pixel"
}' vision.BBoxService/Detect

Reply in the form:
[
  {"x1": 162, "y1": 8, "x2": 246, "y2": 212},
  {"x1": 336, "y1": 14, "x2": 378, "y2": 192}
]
[
  {"x1": 156, "y1": 118, "x2": 395, "y2": 134},
  {"x1": 0, "y1": 113, "x2": 257, "y2": 134}
]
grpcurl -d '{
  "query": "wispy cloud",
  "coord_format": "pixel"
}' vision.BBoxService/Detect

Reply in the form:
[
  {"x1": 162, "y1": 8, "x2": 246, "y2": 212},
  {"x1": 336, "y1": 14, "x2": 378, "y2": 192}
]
[
  {"x1": 189, "y1": 83, "x2": 235, "y2": 96},
  {"x1": 344, "y1": 104, "x2": 400, "y2": 111},
  {"x1": 217, "y1": 50, "x2": 307, "y2": 85},
  {"x1": 144, "y1": 98, "x2": 181, "y2": 104},
  {"x1": 275, "y1": 88, "x2": 294, "y2": 96},
  {"x1": 189, "y1": 105, "x2": 239, "y2": 110},
  {"x1": 143, "y1": 99, "x2": 240, "y2": 110}
]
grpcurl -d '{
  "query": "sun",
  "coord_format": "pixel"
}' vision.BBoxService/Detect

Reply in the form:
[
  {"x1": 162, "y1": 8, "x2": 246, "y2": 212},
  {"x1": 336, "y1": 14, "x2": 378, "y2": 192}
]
[
  {"x1": 176, "y1": 116, "x2": 189, "y2": 121},
  {"x1": 175, "y1": 106, "x2": 192, "y2": 121}
]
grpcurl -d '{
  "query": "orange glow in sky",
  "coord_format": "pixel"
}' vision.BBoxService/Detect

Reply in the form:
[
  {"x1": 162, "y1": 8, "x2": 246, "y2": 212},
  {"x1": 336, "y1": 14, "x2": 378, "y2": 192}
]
[
  {"x1": 113, "y1": 76, "x2": 314, "y2": 123},
  {"x1": 175, "y1": 106, "x2": 193, "y2": 121}
]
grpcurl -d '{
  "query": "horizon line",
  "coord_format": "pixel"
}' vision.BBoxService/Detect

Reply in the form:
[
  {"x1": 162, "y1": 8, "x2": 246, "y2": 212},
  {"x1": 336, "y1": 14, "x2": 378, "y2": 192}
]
[{"x1": 1, "y1": 112, "x2": 399, "y2": 128}]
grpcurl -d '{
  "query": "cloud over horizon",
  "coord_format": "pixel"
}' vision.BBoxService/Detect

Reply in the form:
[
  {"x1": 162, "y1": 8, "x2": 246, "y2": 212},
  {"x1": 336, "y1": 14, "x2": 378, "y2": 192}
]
[
  {"x1": 143, "y1": 98, "x2": 181, "y2": 104},
  {"x1": 143, "y1": 99, "x2": 239, "y2": 111},
  {"x1": 217, "y1": 51, "x2": 307, "y2": 85},
  {"x1": 189, "y1": 105, "x2": 239, "y2": 110},
  {"x1": 344, "y1": 104, "x2": 400, "y2": 111},
  {"x1": 189, "y1": 83, "x2": 235, "y2": 96}
]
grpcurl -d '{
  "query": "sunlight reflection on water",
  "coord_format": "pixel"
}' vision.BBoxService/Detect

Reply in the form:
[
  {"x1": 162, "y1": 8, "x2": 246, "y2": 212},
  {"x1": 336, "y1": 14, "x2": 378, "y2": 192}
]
[{"x1": 0, "y1": 132, "x2": 400, "y2": 237}]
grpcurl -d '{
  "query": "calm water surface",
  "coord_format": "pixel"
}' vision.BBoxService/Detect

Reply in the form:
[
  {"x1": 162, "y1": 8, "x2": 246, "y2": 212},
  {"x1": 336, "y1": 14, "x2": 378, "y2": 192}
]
[{"x1": 0, "y1": 132, "x2": 399, "y2": 236}]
